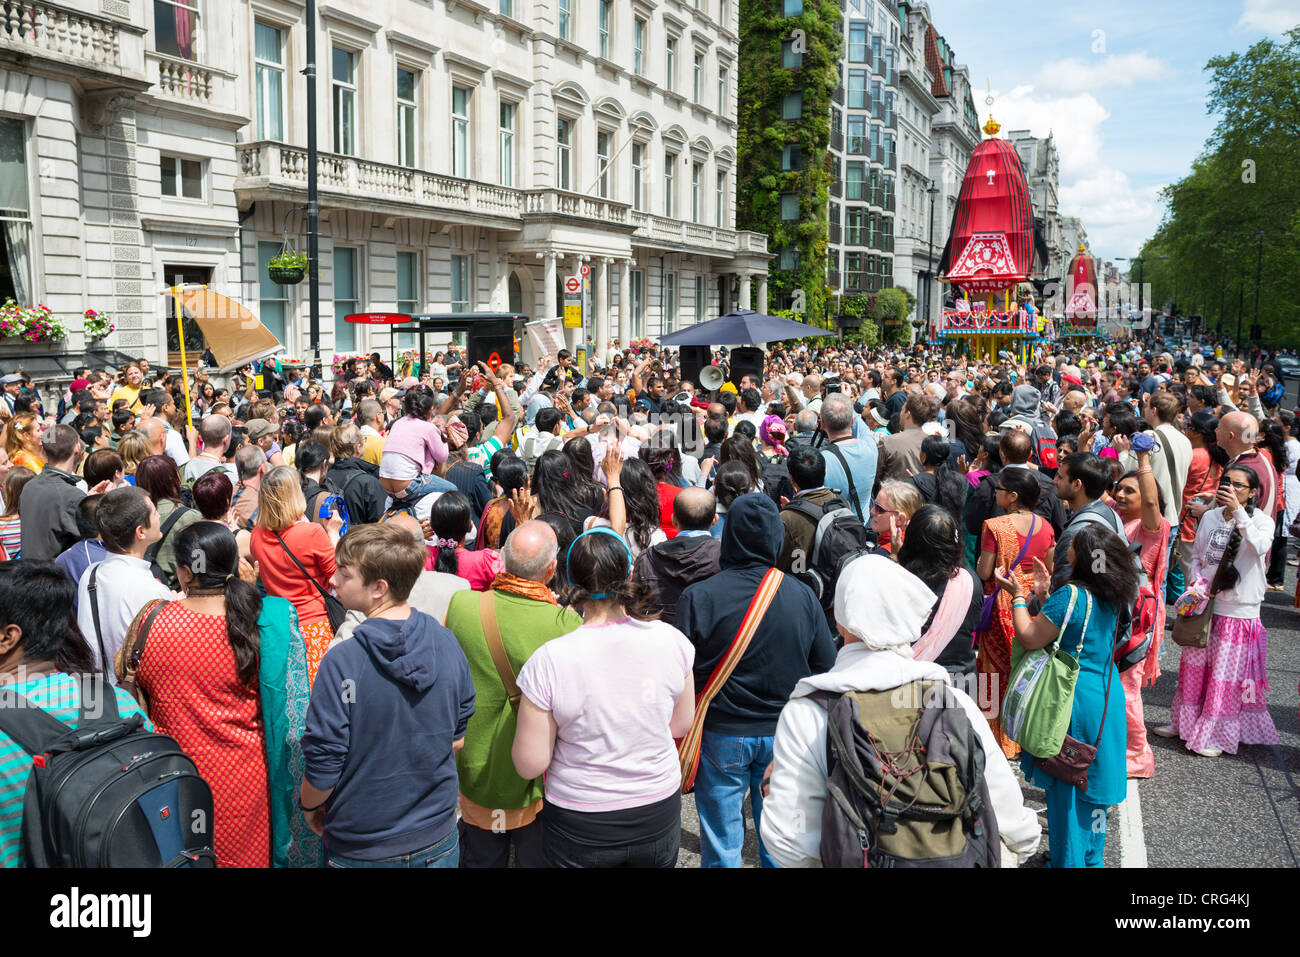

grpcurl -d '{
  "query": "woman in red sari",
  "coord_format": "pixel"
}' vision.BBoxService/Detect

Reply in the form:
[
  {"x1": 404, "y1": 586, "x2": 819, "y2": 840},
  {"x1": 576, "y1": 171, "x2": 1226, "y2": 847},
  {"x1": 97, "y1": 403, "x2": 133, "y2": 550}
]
[
  {"x1": 128, "y1": 521, "x2": 270, "y2": 868},
  {"x1": 976, "y1": 467, "x2": 1056, "y2": 759}
]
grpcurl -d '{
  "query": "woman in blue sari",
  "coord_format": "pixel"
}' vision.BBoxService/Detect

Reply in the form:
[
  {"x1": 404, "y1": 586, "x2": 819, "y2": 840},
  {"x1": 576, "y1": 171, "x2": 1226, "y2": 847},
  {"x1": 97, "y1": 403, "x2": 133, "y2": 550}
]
[
  {"x1": 992, "y1": 523, "x2": 1135, "y2": 868},
  {"x1": 257, "y1": 595, "x2": 322, "y2": 867}
]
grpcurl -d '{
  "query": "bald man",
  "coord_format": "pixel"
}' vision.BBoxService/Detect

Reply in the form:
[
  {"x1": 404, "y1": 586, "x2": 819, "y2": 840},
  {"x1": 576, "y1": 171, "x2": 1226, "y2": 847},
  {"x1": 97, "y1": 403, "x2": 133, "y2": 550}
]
[
  {"x1": 328, "y1": 512, "x2": 469, "y2": 649},
  {"x1": 139, "y1": 417, "x2": 168, "y2": 457},
  {"x1": 1214, "y1": 411, "x2": 1277, "y2": 518},
  {"x1": 633, "y1": 486, "x2": 722, "y2": 626},
  {"x1": 443, "y1": 520, "x2": 583, "y2": 868}
]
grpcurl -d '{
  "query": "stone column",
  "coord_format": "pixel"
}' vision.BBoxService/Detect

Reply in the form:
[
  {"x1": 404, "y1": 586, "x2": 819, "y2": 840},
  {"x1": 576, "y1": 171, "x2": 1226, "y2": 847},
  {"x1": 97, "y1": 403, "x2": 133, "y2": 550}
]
[
  {"x1": 543, "y1": 251, "x2": 558, "y2": 321},
  {"x1": 756, "y1": 275, "x2": 768, "y2": 315},
  {"x1": 739, "y1": 272, "x2": 752, "y2": 310},
  {"x1": 617, "y1": 258, "x2": 631, "y2": 351},
  {"x1": 593, "y1": 257, "x2": 609, "y2": 365}
]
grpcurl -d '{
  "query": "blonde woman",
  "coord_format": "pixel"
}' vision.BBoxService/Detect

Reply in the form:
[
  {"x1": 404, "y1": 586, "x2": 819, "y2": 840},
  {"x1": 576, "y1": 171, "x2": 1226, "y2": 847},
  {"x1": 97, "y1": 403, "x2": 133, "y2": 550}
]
[
  {"x1": 5, "y1": 413, "x2": 44, "y2": 474},
  {"x1": 116, "y1": 430, "x2": 153, "y2": 484},
  {"x1": 249, "y1": 466, "x2": 342, "y2": 685},
  {"x1": 870, "y1": 479, "x2": 923, "y2": 556}
]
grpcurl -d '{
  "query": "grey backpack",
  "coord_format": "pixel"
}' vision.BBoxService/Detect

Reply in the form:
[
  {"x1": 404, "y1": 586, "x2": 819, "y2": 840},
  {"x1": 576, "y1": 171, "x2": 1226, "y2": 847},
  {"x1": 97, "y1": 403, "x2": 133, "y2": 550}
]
[{"x1": 814, "y1": 680, "x2": 1001, "y2": 868}]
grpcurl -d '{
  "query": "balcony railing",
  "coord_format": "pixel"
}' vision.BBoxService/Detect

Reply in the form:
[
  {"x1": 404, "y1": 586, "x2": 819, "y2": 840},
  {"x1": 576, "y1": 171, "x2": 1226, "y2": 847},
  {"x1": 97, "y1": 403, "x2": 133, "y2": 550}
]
[
  {"x1": 522, "y1": 189, "x2": 630, "y2": 225},
  {"x1": 1, "y1": 0, "x2": 123, "y2": 70},
  {"x1": 236, "y1": 142, "x2": 769, "y2": 256},
  {"x1": 236, "y1": 141, "x2": 525, "y2": 220},
  {"x1": 149, "y1": 51, "x2": 215, "y2": 104}
]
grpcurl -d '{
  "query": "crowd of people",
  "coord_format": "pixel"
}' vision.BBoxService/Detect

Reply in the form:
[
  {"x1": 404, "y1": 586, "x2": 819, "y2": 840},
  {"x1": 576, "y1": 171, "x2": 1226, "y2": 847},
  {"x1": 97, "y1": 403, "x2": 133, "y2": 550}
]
[{"x1": 0, "y1": 332, "x2": 1293, "y2": 869}]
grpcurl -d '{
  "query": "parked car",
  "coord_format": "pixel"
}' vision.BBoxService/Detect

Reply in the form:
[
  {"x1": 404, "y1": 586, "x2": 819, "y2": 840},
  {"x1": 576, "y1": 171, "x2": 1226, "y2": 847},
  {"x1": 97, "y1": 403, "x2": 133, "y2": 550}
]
[{"x1": 1273, "y1": 355, "x2": 1300, "y2": 378}]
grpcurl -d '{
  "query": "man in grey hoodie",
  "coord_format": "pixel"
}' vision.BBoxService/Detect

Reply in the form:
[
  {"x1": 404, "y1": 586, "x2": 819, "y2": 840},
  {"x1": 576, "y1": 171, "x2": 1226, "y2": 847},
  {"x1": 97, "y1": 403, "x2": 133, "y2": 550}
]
[{"x1": 998, "y1": 383, "x2": 1059, "y2": 472}]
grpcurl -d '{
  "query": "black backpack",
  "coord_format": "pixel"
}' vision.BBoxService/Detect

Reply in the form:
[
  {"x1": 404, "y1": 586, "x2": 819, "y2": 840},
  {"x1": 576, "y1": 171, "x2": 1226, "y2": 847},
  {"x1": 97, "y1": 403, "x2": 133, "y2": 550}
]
[
  {"x1": 814, "y1": 681, "x2": 1000, "y2": 868},
  {"x1": 0, "y1": 677, "x2": 216, "y2": 868},
  {"x1": 782, "y1": 496, "x2": 874, "y2": 627}
]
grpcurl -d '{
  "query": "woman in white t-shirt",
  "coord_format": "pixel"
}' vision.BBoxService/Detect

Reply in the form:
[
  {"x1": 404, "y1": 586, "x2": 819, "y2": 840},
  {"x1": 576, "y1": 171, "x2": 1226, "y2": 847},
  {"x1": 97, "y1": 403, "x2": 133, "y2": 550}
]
[{"x1": 512, "y1": 527, "x2": 695, "y2": 867}]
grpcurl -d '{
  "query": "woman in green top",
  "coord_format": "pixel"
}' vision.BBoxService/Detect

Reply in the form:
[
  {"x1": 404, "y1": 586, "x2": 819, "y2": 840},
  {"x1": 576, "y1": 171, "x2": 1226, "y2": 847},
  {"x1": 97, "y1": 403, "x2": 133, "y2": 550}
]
[{"x1": 133, "y1": 454, "x2": 203, "y2": 589}]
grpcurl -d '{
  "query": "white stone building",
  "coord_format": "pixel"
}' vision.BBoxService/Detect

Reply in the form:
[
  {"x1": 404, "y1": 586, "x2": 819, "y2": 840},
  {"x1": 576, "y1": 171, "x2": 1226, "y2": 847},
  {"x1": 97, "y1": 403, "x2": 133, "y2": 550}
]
[
  {"x1": 891, "y1": 2, "x2": 938, "y2": 333},
  {"x1": 235, "y1": 0, "x2": 770, "y2": 366},
  {"x1": 1, "y1": 0, "x2": 769, "y2": 374},
  {"x1": 919, "y1": 9, "x2": 978, "y2": 326},
  {"x1": 825, "y1": 0, "x2": 900, "y2": 324},
  {"x1": 1060, "y1": 215, "x2": 1088, "y2": 260},
  {"x1": 1007, "y1": 128, "x2": 1066, "y2": 282},
  {"x1": 0, "y1": 0, "x2": 246, "y2": 372}
]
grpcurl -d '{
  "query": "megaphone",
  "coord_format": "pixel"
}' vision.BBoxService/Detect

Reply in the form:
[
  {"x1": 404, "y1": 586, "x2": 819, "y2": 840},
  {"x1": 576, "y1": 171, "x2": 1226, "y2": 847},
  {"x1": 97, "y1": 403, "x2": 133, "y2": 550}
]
[{"x1": 699, "y1": 365, "x2": 726, "y2": 391}]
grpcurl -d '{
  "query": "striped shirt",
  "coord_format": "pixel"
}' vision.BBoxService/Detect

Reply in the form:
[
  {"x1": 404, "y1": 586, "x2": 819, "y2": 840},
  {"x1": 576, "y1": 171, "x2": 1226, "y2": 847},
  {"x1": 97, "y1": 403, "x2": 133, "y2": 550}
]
[
  {"x1": 0, "y1": 519, "x2": 20, "y2": 560},
  {"x1": 0, "y1": 673, "x2": 152, "y2": 868},
  {"x1": 466, "y1": 436, "x2": 504, "y2": 474}
]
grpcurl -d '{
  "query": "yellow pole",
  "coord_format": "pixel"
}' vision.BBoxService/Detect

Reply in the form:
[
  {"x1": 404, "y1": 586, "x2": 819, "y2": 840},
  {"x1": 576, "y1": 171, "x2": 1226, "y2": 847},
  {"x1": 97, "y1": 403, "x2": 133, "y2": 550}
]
[{"x1": 173, "y1": 285, "x2": 194, "y2": 432}]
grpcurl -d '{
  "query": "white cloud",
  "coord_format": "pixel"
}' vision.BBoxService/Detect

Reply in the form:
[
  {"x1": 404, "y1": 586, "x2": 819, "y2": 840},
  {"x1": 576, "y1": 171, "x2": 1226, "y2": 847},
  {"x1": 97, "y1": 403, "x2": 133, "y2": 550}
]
[
  {"x1": 1237, "y1": 0, "x2": 1300, "y2": 34},
  {"x1": 1032, "y1": 53, "x2": 1171, "y2": 95},
  {"x1": 989, "y1": 85, "x2": 1165, "y2": 258}
]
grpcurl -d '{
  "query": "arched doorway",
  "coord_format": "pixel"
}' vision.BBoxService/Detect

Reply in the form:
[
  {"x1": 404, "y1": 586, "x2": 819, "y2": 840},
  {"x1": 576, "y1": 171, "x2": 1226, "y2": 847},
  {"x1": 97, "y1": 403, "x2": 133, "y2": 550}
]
[{"x1": 508, "y1": 272, "x2": 523, "y2": 314}]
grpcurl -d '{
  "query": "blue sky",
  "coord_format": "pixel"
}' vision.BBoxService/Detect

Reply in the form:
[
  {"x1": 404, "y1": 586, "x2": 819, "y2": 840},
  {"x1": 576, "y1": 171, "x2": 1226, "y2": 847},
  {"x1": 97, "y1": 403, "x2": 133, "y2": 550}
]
[{"x1": 931, "y1": 0, "x2": 1300, "y2": 260}]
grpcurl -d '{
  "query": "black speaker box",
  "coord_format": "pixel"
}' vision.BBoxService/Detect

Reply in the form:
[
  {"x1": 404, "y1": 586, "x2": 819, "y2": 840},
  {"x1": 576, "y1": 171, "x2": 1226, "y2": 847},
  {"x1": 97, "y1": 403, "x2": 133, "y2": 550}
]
[
  {"x1": 728, "y1": 346, "x2": 765, "y2": 387},
  {"x1": 677, "y1": 345, "x2": 712, "y2": 387}
]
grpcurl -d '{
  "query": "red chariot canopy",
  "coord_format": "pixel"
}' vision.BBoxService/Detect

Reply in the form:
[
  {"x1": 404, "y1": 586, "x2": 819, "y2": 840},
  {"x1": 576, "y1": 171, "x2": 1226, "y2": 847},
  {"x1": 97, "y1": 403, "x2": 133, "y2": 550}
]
[
  {"x1": 1065, "y1": 250, "x2": 1098, "y2": 322},
  {"x1": 939, "y1": 138, "x2": 1039, "y2": 296}
]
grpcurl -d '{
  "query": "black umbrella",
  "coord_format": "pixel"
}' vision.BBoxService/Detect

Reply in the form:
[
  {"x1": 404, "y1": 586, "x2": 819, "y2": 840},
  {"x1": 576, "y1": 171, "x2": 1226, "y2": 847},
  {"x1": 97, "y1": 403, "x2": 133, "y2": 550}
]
[{"x1": 657, "y1": 309, "x2": 829, "y2": 346}]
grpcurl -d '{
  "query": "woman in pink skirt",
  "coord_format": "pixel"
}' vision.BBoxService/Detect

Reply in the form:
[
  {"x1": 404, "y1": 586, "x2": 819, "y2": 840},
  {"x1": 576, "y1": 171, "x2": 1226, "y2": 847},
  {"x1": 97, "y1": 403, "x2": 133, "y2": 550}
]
[{"x1": 1157, "y1": 464, "x2": 1279, "y2": 757}]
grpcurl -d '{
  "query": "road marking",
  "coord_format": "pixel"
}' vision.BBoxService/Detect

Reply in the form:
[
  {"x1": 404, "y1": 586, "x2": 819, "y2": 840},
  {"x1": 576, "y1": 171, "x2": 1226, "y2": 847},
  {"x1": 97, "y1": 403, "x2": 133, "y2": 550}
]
[{"x1": 1117, "y1": 778, "x2": 1148, "y2": 868}]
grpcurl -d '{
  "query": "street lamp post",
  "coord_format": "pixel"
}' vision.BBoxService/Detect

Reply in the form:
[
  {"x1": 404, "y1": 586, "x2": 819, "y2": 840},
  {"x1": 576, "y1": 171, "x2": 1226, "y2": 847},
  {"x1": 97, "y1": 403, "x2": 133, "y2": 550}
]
[
  {"x1": 926, "y1": 183, "x2": 939, "y2": 337},
  {"x1": 1236, "y1": 283, "x2": 1244, "y2": 357},
  {"x1": 305, "y1": 0, "x2": 321, "y2": 375}
]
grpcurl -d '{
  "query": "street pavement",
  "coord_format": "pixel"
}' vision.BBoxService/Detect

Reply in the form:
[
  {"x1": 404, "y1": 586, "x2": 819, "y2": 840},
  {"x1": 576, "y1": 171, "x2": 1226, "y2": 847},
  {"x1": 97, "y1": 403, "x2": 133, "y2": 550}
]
[{"x1": 678, "y1": 561, "x2": 1300, "y2": 868}]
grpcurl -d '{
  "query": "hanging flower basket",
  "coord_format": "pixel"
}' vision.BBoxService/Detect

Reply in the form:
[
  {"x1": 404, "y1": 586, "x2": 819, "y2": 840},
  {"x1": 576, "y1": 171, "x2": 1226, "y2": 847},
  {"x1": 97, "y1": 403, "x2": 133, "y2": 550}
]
[
  {"x1": 0, "y1": 299, "x2": 68, "y2": 343},
  {"x1": 268, "y1": 249, "x2": 309, "y2": 285},
  {"x1": 84, "y1": 307, "x2": 115, "y2": 341}
]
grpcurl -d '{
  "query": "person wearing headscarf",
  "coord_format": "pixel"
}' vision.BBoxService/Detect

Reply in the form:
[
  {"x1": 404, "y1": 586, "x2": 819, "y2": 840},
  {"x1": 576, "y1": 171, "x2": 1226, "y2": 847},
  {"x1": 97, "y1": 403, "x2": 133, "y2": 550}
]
[
  {"x1": 759, "y1": 415, "x2": 789, "y2": 457},
  {"x1": 759, "y1": 553, "x2": 1042, "y2": 868},
  {"x1": 757, "y1": 414, "x2": 792, "y2": 505}
]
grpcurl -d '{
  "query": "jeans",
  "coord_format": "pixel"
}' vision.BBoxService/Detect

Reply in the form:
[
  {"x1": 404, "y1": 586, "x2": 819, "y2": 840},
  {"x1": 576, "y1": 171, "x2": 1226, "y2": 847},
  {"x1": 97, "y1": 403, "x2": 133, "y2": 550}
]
[
  {"x1": 458, "y1": 818, "x2": 545, "y2": 868},
  {"x1": 325, "y1": 828, "x2": 459, "y2": 868},
  {"x1": 542, "y1": 820, "x2": 680, "y2": 868},
  {"x1": 694, "y1": 730, "x2": 776, "y2": 868}
]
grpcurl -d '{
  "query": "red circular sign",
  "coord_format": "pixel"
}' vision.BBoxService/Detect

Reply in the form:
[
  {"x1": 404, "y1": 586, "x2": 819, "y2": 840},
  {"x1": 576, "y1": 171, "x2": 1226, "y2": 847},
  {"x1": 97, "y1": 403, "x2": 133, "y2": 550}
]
[
  {"x1": 564, "y1": 277, "x2": 581, "y2": 294},
  {"x1": 487, "y1": 352, "x2": 502, "y2": 370},
  {"x1": 580, "y1": 263, "x2": 591, "y2": 278}
]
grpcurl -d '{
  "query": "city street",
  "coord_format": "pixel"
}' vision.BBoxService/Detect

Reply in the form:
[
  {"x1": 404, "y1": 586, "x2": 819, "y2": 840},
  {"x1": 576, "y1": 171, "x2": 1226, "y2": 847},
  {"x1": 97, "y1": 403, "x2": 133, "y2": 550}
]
[{"x1": 679, "y1": 572, "x2": 1300, "y2": 869}]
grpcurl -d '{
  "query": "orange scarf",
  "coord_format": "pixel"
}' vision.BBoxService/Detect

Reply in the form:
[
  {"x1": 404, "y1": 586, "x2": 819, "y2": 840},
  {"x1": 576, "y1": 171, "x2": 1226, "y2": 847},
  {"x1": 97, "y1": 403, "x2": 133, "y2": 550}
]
[{"x1": 491, "y1": 571, "x2": 556, "y2": 605}]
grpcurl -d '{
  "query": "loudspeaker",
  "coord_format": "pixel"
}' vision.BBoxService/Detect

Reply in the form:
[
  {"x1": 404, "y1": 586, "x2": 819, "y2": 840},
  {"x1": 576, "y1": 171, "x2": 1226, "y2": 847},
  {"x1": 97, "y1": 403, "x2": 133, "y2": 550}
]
[
  {"x1": 699, "y1": 365, "x2": 726, "y2": 391},
  {"x1": 678, "y1": 345, "x2": 712, "y2": 387},
  {"x1": 466, "y1": 319, "x2": 515, "y2": 371},
  {"x1": 728, "y1": 347, "x2": 765, "y2": 388}
]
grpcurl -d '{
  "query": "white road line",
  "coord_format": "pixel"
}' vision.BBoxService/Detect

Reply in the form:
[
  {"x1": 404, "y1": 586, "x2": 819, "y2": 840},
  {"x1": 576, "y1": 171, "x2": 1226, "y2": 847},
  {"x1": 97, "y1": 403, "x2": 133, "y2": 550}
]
[{"x1": 1117, "y1": 778, "x2": 1148, "y2": 868}]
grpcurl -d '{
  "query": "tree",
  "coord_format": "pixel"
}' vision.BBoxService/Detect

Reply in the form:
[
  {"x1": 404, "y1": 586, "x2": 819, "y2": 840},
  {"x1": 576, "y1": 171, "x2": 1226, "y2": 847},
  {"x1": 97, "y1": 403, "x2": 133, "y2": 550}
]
[
  {"x1": 1137, "y1": 28, "x2": 1300, "y2": 344},
  {"x1": 737, "y1": 0, "x2": 841, "y2": 329}
]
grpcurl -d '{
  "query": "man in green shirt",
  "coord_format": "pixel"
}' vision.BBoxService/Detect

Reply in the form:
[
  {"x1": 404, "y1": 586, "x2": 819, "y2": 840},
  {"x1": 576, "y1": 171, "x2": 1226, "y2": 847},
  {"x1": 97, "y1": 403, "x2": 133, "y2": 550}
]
[{"x1": 444, "y1": 520, "x2": 581, "y2": 867}]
